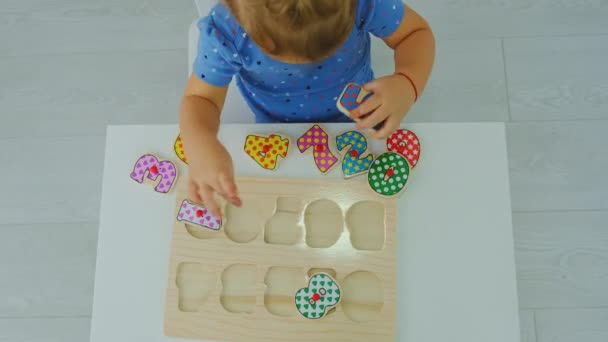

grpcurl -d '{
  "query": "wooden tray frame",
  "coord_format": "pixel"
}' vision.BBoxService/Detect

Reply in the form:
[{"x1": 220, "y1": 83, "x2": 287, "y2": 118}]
[{"x1": 165, "y1": 177, "x2": 397, "y2": 342}]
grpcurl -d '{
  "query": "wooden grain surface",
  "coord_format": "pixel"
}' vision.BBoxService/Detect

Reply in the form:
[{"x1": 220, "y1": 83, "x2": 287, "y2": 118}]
[
  {"x1": 520, "y1": 310, "x2": 537, "y2": 342},
  {"x1": 407, "y1": 0, "x2": 608, "y2": 38},
  {"x1": 371, "y1": 38, "x2": 509, "y2": 123},
  {"x1": 0, "y1": 50, "x2": 186, "y2": 139},
  {"x1": 505, "y1": 36, "x2": 608, "y2": 121},
  {"x1": 0, "y1": 0, "x2": 196, "y2": 56},
  {"x1": 535, "y1": 308, "x2": 608, "y2": 342},
  {"x1": 165, "y1": 177, "x2": 397, "y2": 342},
  {"x1": 514, "y1": 211, "x2": 608, "y2": 309},
  {"x1": 0, "y1": 136, "x2": 105, "y2": 225},
  {"x1": 507, "y1": 121, "x2": 608, "y2": 212},
  {"x1": 0, "y1": 317, "x2": 91, "y2": 342},
  {"x1": 0, "y1": 223, "x2": 97, "y2": 317}
]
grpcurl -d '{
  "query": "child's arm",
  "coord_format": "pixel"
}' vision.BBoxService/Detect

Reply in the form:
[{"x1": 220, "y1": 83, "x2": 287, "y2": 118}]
[
  {"x1": 352, "y1": 5, "x2": 436, "y2": 138},
  {"x1": 385, "y1": 5, "x2": 435, "y2": 101},
  {"x1": 179, "y1": 74, "x2": 242, "y2": 218}
]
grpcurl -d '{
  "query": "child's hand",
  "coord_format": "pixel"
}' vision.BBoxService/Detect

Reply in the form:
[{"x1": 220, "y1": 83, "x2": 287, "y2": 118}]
[
  {"x1": 187, "y1": 138, "x2": 242, "y2": 218},
  {"x1": 350, "y1": 74, "x2": 417, "y2": 139}
]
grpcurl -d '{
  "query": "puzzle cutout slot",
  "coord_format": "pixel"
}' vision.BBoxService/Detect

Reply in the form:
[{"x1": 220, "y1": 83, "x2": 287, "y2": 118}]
[
  {"x1": 180, "y1": 195, "x2": 387, "y2": 251},
  {"x1": 176, "y1": 263, "x2": 384, "y2": 322},
  {"x1": 166, "y1": 177, "x2": 398, "y2": 342}
]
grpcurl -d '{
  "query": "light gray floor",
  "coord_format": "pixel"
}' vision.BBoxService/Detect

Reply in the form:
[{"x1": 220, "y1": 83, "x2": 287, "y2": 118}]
[{"x1": 1, "y1": 0, "x2": 607, "y2": 341}]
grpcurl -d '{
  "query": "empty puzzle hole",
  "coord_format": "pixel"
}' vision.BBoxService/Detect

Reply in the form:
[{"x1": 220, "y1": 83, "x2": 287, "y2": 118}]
[
  {"x1": 220, "y1": 264, "x2": 257, "y2": 314},
  {"x1": 307, "y1": 268, "x2": 337, "y2": 279},
  {"x1": 342, "y1": 271, "x2": 384, "y2": 322},
  {"x1": 264, "y1": 267, "x2": 307, "y2": 317},
  {"x1": 224, "y1": 202, "x2": 261, "y2": 244},
  {"x1": 346, "y1": 201, "x2": 385, "y2": 251},
  {"x1": 176, "y1": 263, "x2": 216, "y2": 312},
  {"x1": 185, "y1": 223, "x2": 218, "y2": 240},
  {"x1": 264, "y1": 197, "x2": 304, "y2": 246},
  {"x1": 304, "y1": 199, "x2": 343, "y2": 248}
]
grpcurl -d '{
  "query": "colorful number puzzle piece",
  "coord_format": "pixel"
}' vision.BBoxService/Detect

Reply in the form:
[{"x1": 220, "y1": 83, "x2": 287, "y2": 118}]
[
  {"x1": 337, "y1": 83, "x2": 385, "y2": 130},
  {"x1": 130, "y1": 154, "x2": 178, "y2": 194},
  {"x1": 387, "y1": 129, "x2": 421, "y2": 168},
  {"x1": 368, "y1": 152, "x2": 410, "y2": 197},
  {"x1": 336, "y1": 131, "x2": 374, "y2": 178},
  {"x1": 177, "y1": 200, "x2": 221, "y2": 230},
  {"x1": 337, "y1": 82, "x2": 373, "y2": 114},
  {"x1": 295, "y1": 273, "x2": 341, "y2": 320},
  {"x1": 244, "y1": 134, "x2": 290, "y2": 170},
  {"x1": 174, "y1": 135, "x2": 188, "y2": 164},
  {"x1": 297, "y1": 125, "x2": 338, "y2": 174}
]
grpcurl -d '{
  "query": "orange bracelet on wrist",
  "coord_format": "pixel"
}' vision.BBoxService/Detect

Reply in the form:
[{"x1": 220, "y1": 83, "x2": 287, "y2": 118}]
[{"x1": 395, "y1": 71, "x2": 419, "y2": 102}]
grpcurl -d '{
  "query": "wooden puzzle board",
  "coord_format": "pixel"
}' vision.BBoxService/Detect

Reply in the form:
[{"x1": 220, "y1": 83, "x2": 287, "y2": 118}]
[{"x1": 165, "y1": 176, "x2": 397, "y2": 342}]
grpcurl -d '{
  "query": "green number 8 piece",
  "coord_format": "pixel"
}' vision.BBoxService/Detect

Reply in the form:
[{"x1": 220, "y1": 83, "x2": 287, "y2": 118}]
[{"x1": 295, "y1": 273, "x2": 341, "y2": 320}]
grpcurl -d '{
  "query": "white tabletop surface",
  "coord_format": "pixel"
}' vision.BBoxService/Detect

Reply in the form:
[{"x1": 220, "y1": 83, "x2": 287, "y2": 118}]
[{"x1": 91, "y1": 123, "x2": 520, "y2": 342}]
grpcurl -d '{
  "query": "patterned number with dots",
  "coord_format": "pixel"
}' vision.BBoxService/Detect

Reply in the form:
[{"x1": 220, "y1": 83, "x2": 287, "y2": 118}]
[
  {"x1": 336, "y1": 131, "x2": 374, "y2": 178},
  {"x1": 387, "y1": 129, "x2": 421, "y2": 168},
  {"x1": 368, "y1": 152, "x2": 410, "y2": 197},
  {"x1": 174, "y1": 135, "x2": 188, "y2": 164},
  {"x1": 338, "y1": 83, "x2": 373, "y2": 112},
  {"x1": 297, "y1": 125, "x2": 338, "y2": 174},
  {"x1": 337, "y1": 83, "x2": 385, "y2": 131},
  {"x1": 244, "y1": 134, "x2": 289, "y2": 171}
]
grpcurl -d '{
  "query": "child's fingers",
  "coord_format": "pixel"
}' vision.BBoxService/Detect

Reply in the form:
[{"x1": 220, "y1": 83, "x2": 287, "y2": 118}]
[
  {"x1": 188, "y1": 183, "x2": 203, "y2": 204},
  {"x1": 362, "y1": 79, "x2": 380, "y2": 92},
  {"x1": 357, "y1": 106, "x2": 389, "y2": 130},
  {"x1": 219, "y1": 173, "x2": 242, "y2": 207},
  {"x1": 370, "y1": 117, "x2": 399, "y2": 140},
  {"x1": 199, "y1": 184, "x2": 222, "y2": 218},
  {"x1": 351, "y1": 95, "x2": 382, "y2": 119}
]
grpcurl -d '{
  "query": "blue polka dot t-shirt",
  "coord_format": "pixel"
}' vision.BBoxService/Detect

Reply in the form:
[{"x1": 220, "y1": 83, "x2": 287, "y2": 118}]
[{"x1": 193, "y1": 0, "x2": 406, "y2": 123}]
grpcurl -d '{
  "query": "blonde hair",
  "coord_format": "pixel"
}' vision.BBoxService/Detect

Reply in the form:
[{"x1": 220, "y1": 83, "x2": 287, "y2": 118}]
[{"x1": 224, "y1": 0, "x2": 357, "y2": 62}]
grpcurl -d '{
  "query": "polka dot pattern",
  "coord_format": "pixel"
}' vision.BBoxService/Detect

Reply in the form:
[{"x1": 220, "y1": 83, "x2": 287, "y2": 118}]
[
  {"x1": 192, "y1": 0, "x2": 405, "y2": 123},
  {"x1": 297, "y1": 125, "x2": 338, "y2": 174},
  {"x1": 368, "y1": 152, "x2": 409, "y2": 196},
  {"x1": 337, "y1": 83, "x2": 373, "y2": 113},
  {"x1": 336, "y1": 131, "x2": 374, "y2": 178},
  {"x1": 244, "y1": 134, "x2": 290, "y2": 170},
  {"x1": 387, "y1": 129, "x2": 421, "y2": 168},
  {"x1": 174, "y1": 135, "x2": 188, "y2": 164}
]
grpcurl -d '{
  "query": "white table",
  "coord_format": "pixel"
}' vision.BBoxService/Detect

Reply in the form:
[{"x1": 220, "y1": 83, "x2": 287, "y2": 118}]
[{"x1": 91, "y1": 123, "x2": 519, "y2": 342}]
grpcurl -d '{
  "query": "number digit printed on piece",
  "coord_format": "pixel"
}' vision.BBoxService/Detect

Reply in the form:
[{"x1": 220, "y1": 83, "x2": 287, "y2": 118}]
[
  {"x1": 130, "y1": 154, "x2": 178, "y2": 194},
  {"x1": 368, "y1": 152, "x2": 410, "y2": 197},
  {"x1": 297, "y1": 125, "x2": 338, "y2": 174},
  {"x1": 337, "y1": 83, "x2": 373, "y2": 114},
  {"x1": 244, "y1": 134, "x2": 290, "y2": 170},
  {"x1": 387, "y1": 129, "x2": 421, "y2": 168},
  {"x1": 177, "y1": 200, "x2": 222, "y2": 230},
  {"x1": 336, "y1": 131, "x2": 374, "y2": 178},
  {"x1": 295, "y1": 273, "x2": 341, "y2": 320},
  {"x1": 336, "y1": 83, "x2": 384, "y2": 130}
]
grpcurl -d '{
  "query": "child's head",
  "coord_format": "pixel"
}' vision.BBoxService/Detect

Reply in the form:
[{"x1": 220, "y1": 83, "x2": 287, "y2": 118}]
[{"x1": 224, "y1": 0, "x2": 357, "y2": 63}]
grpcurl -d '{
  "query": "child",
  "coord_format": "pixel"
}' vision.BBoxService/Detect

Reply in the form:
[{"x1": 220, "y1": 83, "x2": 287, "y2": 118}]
[{"x1": 180, "y1": 0, "x2": 435, "y2": 217}]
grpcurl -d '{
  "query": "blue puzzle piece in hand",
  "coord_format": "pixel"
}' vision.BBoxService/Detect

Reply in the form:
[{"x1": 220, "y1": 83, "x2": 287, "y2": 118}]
[
  {"x1": 339, "y1": 83, "x2": 373, "y2": 111},
  {"x1": 337, "y1": 83, "x2": 385, "y2": 131}
]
